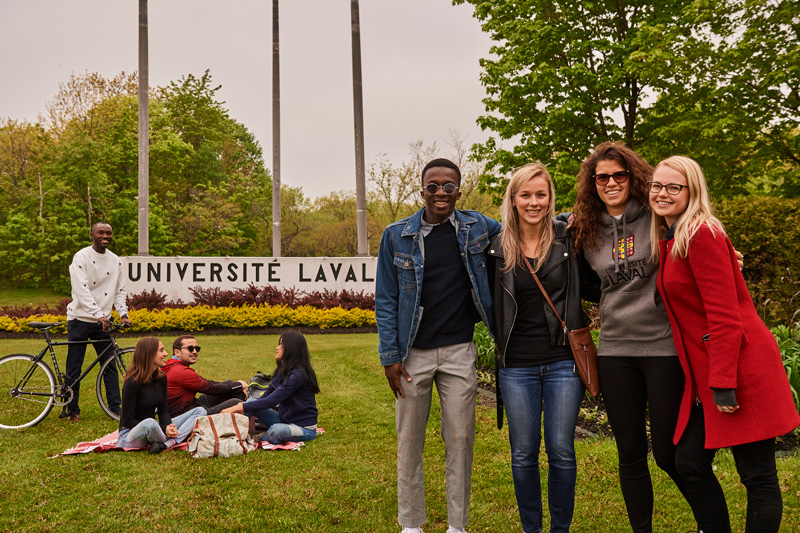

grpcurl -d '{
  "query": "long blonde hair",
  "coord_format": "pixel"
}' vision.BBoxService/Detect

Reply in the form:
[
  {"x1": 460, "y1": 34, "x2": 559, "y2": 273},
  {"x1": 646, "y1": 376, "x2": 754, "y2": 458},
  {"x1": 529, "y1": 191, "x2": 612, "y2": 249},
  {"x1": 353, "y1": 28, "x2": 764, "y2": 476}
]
[
  {"x1": 650, "y1": 155, "x2": 725, "y2": 261},
  {"x1": 500, "y1": 162, "x2": 556, "y2": 272}
]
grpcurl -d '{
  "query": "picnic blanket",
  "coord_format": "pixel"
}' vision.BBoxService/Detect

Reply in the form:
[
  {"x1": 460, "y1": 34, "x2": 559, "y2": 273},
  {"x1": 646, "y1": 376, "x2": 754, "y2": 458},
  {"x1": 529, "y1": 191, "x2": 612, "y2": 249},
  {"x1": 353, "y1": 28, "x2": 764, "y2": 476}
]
[{"x1": 53, "y1": 428, "x2": 325, "y2": 457}]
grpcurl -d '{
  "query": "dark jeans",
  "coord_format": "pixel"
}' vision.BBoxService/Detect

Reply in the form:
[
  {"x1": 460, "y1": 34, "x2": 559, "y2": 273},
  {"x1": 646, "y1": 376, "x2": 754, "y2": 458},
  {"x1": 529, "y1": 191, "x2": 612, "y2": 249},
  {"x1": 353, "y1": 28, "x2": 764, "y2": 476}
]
[
  {"x1": 597, "y1": 355, "x2": 692, "y2": 533},
  {"x1": 198, "y1": 385, "x2": 246, "y2": 415},
  {"x1": 66, "y1": 319, "x2": 118, "y2": 415},
  {"x1": 675, "y1": 404, "x2": 783, "y2": 533}
]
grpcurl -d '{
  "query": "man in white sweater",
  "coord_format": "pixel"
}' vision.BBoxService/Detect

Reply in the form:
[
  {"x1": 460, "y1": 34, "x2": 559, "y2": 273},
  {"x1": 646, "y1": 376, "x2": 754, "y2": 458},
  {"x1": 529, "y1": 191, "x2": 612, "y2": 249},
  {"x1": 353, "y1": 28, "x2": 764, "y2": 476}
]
[{"x1": 62, "y1": 222, "x2": 133, "y2": 422}]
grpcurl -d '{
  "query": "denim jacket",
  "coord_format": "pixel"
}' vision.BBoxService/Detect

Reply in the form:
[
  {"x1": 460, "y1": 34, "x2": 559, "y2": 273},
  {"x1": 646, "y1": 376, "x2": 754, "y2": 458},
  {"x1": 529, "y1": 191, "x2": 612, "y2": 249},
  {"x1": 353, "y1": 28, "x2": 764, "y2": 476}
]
[{"x1": 376, "y1": 207, "x2": 501, "y2": 366}]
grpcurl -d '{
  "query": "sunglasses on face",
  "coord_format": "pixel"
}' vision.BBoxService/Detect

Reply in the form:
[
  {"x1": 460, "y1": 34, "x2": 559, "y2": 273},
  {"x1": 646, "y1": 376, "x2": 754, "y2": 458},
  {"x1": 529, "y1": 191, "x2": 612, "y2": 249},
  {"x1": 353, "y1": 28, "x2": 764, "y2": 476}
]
[
  {"x1": 423, "y1": 183, "x2": 459, "y2": 195},
  {"x1": 593, "y1": 170, "x2": 629, "y2": 185},
  {"x1": 182, "y1": 345, "x2": 201, "y2": 353}
]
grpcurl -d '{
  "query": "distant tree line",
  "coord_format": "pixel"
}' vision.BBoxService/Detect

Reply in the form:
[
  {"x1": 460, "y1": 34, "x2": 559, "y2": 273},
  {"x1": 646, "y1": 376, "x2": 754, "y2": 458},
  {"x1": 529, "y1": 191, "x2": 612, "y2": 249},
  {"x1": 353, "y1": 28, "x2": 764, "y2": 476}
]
[{"x1": 0, "y1": 71, "x2": 497, "y2": 293}]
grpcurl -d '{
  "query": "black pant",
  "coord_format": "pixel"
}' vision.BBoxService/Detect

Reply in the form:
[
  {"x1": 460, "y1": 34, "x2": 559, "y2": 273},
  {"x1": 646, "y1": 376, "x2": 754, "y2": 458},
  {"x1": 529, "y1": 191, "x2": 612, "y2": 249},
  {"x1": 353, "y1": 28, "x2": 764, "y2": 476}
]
[
  {"x1": 196, "y1": 384, "x2": 246, "y2": 415},
  {"x1": 598, "y1": 355, "x2": 692, "y2": 533},
  {"x1": 66, "y1": 319, "x2": 117, "y2": 415},
  {"x1": 675, "y1": 404, "x2": 782, "y2": 533}
]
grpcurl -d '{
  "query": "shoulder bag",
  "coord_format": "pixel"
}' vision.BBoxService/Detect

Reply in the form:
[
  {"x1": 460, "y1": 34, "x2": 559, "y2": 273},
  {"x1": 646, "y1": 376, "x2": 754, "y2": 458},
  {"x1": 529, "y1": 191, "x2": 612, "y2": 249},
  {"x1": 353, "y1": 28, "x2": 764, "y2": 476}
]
[{"x1": 522, "y1": 256, "x2": 600, "y2": 397}]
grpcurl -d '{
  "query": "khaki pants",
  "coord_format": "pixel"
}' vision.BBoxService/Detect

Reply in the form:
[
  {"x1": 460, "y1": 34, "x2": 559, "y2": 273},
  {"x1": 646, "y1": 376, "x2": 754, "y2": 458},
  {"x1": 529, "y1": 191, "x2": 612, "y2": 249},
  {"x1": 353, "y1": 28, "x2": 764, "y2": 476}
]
[{"x1": 396, "y1": 341, "x2": 477, "y2": 529}]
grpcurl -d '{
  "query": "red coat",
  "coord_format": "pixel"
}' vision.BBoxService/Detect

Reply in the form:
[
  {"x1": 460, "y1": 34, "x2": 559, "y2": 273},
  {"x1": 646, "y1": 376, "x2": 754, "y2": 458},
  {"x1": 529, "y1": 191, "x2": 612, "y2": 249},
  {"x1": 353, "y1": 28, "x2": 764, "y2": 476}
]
[{"x1": 657, "y1": 224, "x2": 799, "y2": 449}]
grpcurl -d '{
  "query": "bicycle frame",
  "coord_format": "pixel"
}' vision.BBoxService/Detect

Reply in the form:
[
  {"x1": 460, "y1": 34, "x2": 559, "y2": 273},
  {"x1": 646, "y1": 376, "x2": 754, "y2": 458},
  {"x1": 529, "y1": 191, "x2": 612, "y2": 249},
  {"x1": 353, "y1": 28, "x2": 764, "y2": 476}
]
[{"x1": 31, "y1": 325, "x2": 124, "y2": 394}]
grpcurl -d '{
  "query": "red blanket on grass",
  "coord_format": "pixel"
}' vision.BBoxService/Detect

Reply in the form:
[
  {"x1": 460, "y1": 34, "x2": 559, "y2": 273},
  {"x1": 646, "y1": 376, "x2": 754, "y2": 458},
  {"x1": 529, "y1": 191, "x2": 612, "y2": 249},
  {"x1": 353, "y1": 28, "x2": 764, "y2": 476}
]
[{"x1": 55, "y1": 428, "x2": 325, "y2": 457}]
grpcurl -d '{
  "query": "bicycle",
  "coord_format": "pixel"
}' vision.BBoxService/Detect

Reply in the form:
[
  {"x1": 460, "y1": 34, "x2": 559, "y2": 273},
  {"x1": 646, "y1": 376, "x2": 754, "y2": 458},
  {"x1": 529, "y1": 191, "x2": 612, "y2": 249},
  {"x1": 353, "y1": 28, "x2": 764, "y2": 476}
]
[{"x1": 0, "y1": 320, "x2": 134, "y2": 429}]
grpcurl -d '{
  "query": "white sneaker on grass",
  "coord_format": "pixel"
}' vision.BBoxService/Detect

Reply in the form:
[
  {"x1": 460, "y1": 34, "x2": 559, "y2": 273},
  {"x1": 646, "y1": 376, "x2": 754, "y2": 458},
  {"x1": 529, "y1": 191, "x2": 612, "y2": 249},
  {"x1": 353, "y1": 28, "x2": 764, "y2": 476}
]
[
  {"x1": 446, "y1": 527, "x2": 467, "y2": 533},
  {"x1": 401, "y1": 528, "x2": 422, "y2": 533}
]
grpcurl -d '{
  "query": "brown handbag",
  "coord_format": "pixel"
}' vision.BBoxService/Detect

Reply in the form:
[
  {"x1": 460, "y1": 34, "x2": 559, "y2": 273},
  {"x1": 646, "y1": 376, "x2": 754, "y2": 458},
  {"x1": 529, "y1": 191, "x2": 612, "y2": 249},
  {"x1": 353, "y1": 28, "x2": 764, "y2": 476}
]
[{"x1": 522, "y1": 256, "x2": 600, "y2": 397}]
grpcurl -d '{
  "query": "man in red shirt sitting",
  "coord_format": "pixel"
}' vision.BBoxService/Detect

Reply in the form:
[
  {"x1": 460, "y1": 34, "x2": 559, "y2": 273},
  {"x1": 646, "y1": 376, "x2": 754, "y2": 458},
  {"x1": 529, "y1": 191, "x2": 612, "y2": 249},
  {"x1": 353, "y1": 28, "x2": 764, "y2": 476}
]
[{"x1": 164, "y1": 335, "x2": 248, "y2": 416}]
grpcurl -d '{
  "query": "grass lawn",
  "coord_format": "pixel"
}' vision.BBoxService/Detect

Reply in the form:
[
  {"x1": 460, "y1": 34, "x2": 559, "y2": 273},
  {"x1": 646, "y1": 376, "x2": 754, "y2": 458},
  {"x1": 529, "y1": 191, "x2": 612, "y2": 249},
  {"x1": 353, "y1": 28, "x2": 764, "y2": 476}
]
[
  {"x1": 0, "y1": 333, "x2": 798, "y2": 532},
  {"x1": 0, "y1": 286, "x2": 66, "y2": 308}
]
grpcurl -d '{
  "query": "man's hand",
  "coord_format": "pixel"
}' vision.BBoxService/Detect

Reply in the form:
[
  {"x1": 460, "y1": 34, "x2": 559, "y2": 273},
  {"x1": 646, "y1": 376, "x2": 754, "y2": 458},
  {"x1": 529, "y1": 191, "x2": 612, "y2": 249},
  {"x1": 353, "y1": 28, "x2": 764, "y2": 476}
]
[
  {"x1": 222, "y1": 403, "x2": 245, "y2": 415},
  {"x1": 98, "y1": 316, "x2": 112, "y2": 331},
  {"x1": 734, "y1": 250, "x2": 744, "y2": 270},
  {"x1": 165, "y1": 424, "x2": 178, "y2": 438},
  {"x1": 121, "y1": 316, "x2": 133, "y2": 327},
  {"x1": 384, "y1": 363, "x2": 411, "y2": 399},
  {"x1": 237, "y1": 380, "x2": 249, "y2": 396}
]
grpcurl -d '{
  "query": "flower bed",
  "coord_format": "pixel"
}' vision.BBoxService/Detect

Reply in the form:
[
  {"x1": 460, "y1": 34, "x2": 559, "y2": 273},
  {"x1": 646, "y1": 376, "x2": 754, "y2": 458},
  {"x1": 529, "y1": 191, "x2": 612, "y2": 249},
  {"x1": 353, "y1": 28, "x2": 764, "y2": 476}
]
[{"x1": 0, "y1": 303, "x2": 376, "y2": 333}]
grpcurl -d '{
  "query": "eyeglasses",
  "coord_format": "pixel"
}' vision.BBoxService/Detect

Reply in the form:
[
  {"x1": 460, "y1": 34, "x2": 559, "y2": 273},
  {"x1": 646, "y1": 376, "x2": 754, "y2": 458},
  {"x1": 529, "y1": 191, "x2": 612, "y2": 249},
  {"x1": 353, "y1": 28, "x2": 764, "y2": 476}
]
[
  {"x1": 182, "y1": 345, "x2": 201, "y2": 353},
  {"x1": 423, "y1": 183, "x2": 459, "y2": 195},
  {"x1": 593, "y1": 170, "x2": 629, "y2": 185},
  {"x1": 647, "y1": 181, "x2": 688, "y2": 195}
]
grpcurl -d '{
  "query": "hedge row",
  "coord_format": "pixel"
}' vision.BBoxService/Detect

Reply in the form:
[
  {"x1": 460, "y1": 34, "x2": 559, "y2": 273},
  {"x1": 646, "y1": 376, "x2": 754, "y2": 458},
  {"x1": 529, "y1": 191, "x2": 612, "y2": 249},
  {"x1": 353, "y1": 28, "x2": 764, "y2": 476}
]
[
  {"x1": 715, "y1": 196, "x2": 800, "y2": 328},
  {"x1": 0, "y1": 304, "x2": 376, "y2": 333}
]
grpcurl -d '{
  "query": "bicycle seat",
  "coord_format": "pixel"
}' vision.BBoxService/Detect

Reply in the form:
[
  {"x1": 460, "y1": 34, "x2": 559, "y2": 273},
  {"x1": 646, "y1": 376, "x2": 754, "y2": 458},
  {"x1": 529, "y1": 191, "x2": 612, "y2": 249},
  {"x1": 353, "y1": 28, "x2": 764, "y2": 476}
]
[{"x1": 28, "y1": 322, "x2": 63, "y2": 330}]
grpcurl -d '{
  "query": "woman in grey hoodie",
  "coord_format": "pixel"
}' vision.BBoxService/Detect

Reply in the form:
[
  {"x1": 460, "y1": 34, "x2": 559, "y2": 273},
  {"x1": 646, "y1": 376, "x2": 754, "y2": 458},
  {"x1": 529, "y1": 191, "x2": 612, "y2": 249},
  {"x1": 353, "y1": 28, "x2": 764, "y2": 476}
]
[{"x1": 571, "y1": 142, "x2": 694, "y2": 533}]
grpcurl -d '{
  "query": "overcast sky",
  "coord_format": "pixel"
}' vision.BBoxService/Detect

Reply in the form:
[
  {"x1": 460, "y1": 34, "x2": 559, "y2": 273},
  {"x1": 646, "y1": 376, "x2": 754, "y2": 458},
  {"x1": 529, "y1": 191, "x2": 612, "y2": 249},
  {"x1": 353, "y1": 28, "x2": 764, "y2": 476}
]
[{"x1": 0, "y1": 0, "x2": 494, "y2": 198}]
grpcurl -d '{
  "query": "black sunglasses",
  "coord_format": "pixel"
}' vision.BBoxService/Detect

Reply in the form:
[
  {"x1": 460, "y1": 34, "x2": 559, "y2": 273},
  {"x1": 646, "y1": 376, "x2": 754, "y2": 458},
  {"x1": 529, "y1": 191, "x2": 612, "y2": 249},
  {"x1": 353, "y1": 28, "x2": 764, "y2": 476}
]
[
  {"x1": 182, "y1": 345, "x2": 201, "y2": 353},
  {"x1": 593, "y1": 170, "x2": 629, "y2": 185}
]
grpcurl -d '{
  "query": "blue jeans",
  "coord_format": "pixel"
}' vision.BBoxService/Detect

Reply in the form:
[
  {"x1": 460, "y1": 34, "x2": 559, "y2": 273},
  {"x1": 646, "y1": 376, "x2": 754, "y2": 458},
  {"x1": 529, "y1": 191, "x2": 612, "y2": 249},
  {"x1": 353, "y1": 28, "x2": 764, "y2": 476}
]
[
  {"x1": 246, "y1": 404, "x2": 317, "y2": 444},
  {"x1": 117, "y1": 407, "x2": 206, "y2": 448},
  {"x1": 499, "y1": 361, "x2": 584, "y2": 533}
]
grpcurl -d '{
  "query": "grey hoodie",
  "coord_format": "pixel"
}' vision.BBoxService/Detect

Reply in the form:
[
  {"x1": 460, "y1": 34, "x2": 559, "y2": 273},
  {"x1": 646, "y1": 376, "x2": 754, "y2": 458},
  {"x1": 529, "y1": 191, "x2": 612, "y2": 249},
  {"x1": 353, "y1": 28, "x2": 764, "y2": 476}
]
[{"x1": 582, "y1": 198, "x2": 677, "y2": 357}]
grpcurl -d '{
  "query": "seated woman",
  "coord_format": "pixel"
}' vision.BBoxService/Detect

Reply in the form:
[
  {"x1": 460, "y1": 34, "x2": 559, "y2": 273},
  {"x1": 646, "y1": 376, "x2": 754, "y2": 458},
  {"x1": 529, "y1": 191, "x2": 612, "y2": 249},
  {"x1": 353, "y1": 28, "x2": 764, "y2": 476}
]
[
  {"x1": 117, "y1": 337, "x2": 205, "y2": 454},
  {"x1": 223, "y1": 330, "x2": 319, "y2": 444}
]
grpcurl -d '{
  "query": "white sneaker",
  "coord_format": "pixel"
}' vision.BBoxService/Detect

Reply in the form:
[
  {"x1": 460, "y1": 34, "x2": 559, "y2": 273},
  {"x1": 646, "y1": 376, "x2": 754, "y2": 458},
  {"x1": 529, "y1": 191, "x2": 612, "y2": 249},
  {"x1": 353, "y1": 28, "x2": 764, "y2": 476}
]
[
  {"x1": 447, "y1": 527, "x2": 467, "y2": 533},
  {"x1": 401, "y1": 528, "x2": 423, "y2": 533}
]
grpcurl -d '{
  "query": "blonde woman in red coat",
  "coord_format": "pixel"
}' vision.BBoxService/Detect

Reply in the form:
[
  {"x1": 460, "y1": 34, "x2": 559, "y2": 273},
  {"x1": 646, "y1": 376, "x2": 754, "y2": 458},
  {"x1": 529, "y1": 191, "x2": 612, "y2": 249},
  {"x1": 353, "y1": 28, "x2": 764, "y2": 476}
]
[{"x1": 649, "y1": 155, "x2": 800, "y2": 533}]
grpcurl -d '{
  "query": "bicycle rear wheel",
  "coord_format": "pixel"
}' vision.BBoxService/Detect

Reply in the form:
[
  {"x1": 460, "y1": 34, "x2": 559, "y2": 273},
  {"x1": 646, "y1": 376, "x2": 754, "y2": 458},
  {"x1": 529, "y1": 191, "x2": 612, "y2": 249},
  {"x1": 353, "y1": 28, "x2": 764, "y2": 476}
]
[
  {"x1": 0, "y1": 354, "x2": 56, "y2": 429},
  {"x1": 97, "y1": 347, "x2": 134, "y2": 421}
]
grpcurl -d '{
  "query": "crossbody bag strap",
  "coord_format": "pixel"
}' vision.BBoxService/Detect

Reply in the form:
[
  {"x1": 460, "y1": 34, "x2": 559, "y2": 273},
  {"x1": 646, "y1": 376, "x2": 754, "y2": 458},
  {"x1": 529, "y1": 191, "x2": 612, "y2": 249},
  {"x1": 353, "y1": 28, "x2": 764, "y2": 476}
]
[{"x1": 521, "y1": 255, "x2": 567, "y2": 330}]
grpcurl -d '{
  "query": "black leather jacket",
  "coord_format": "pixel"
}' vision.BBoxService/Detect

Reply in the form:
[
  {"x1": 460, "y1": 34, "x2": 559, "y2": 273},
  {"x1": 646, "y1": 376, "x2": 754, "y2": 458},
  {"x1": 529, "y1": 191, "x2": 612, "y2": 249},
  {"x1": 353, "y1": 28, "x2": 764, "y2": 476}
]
[{"x1": 486, "y1": 220, "x2": 598, "y2": 369}]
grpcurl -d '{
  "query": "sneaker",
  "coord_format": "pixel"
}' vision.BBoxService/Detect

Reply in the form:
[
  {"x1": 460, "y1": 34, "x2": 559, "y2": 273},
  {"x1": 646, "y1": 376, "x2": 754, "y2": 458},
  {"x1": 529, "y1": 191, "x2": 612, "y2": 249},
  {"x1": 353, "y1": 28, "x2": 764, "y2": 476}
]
[
  {"x1": 148, "y1": 441, "x2": 168, "y2": 454},
  {"x1": 67, "y1": 413, "x2": 80, "y2": 423},
  {"x1": 446, "y1": 527, "x2": 467, "y2": 533},
  {"x1": 401, "y1": 529, "x2": 422, "y2": 533}
]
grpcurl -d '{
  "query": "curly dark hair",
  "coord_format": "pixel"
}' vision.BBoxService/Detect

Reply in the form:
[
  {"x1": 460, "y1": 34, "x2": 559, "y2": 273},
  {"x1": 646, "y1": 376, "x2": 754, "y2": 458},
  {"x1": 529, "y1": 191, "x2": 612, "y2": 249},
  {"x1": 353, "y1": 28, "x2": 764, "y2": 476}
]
[{"x1": 572, "y1": 141, "x2": 653, "y2": 251}]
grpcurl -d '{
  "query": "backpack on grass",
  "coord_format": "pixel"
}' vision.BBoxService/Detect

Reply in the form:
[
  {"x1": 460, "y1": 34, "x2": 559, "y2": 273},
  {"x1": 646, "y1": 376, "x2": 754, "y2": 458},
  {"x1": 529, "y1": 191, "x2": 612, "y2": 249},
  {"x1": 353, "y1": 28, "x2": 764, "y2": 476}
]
[
  {"x1": 247, "y1": 372, "x2": 272, "y2": 400},
  {"x1": 188, "y1": 413, "x2": 256, "y2": 459}
]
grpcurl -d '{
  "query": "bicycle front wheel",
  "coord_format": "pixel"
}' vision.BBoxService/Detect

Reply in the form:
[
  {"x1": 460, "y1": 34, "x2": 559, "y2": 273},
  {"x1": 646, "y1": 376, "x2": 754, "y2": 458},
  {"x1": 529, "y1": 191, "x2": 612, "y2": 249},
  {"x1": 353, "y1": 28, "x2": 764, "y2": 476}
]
[
  {"x1": 0, "y1": 354, "x2": 56, "y2": 429},
  {"x1": 97, "y1": 347, "x2": 134, "y2": 421}
]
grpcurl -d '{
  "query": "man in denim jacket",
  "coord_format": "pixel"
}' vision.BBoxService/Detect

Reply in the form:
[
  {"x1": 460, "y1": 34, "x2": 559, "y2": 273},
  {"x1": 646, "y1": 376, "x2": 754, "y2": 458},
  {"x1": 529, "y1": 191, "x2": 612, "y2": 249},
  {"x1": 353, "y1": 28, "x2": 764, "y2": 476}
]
[{"x1": 376, "y1": 158, "x2": 500, "y2": 533}]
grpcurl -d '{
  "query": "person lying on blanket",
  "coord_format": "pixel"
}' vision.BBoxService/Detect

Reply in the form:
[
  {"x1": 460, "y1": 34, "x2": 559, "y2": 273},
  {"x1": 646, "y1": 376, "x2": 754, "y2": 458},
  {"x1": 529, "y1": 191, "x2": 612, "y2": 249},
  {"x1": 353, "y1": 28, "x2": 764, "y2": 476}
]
[
  {"x1": 222, "y1": 331, "x2": 319, "y2": 444},
  {"x1": 117, "y1": 337, "x2": 205, "y2": 454}
]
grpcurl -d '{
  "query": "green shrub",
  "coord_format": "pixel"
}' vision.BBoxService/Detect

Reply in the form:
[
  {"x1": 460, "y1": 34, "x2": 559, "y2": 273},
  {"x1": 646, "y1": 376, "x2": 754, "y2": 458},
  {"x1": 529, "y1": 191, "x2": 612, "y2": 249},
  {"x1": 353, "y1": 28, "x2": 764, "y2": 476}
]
[
  {"x1": 715, "y1": 196, "x2": 800, "y2": 328},
  {"x1": 473, "y1": 322, "x2": 496, "y2": 369},
  {"x1": 773, "y1": 325, "x2": 800, "y2": 412}
]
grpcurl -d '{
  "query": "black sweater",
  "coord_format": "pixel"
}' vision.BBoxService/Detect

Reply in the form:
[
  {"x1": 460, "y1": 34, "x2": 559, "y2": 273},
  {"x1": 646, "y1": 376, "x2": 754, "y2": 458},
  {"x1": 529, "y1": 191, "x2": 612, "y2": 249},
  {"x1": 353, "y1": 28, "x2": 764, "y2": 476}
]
[{"x1": 119, "y1": 374, "x2": 172, "y2": 432}]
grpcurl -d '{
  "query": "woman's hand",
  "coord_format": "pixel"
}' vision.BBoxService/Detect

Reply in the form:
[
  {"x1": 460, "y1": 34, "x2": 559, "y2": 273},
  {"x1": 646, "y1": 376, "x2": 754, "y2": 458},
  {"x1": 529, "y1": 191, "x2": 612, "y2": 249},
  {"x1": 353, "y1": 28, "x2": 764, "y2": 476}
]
[
  {"x1": 165, "y1": 424, "x2": 178, "y2": 438},
  {"x1": 221, "y1": 403, "x2": 244, "y2": 415},
  {"x1": 713, "y1": 389, "x2": 739, "y2": 414},
  {"x1": 237, "y1": 380, "x2": 249, "y2": 396}
]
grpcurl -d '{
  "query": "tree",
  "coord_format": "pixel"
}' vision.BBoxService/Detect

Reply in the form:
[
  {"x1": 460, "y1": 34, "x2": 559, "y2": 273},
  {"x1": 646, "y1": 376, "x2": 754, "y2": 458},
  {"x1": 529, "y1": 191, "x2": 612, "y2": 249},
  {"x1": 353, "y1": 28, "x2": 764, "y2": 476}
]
[
  {"x1": 0, "y1": 71, "x2": 272, "y2": 290},
  {"x1": 454, "y1": 0, "x2": 800, "y2": 205}
]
